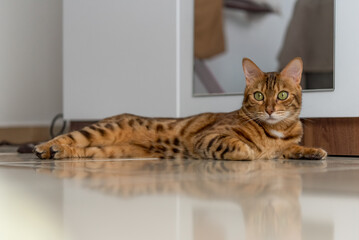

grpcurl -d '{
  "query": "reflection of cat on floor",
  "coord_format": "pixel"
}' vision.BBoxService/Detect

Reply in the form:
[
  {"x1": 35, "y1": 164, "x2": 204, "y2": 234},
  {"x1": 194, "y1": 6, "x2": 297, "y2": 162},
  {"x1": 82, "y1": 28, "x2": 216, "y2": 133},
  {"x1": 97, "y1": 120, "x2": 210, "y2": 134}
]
[{"x1": 37, "y1": 159, "x2": 326, "y2": 240}]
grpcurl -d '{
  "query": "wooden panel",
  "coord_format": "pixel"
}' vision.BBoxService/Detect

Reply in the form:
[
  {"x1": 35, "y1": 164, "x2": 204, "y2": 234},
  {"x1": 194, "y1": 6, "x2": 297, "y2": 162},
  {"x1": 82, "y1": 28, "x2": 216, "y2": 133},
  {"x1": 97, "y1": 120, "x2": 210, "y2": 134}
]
[
  {"x1": 302, "y1": 118, "x2": 359, "y2": 156},
  {"x1": 0, "y1": 127, "x2": 50, "y2": 144}
]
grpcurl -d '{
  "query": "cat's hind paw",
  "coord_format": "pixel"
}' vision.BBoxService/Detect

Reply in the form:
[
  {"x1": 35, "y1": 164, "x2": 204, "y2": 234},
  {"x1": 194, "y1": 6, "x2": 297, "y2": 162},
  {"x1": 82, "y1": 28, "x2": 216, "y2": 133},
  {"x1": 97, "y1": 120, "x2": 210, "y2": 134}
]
[
  {"x1": 33, "y1": 143, "x2": 67, "y2": 159},
  {"x1": 34, "y1": 143, "x2": 52, "y2": 159}
]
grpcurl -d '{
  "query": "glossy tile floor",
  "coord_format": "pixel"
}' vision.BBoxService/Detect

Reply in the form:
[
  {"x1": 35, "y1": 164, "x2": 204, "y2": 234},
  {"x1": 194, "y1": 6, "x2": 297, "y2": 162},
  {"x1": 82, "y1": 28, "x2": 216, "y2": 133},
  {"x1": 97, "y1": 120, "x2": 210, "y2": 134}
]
[{"x1": 0, "y1": 153, "x2": 359, "y2": 240}]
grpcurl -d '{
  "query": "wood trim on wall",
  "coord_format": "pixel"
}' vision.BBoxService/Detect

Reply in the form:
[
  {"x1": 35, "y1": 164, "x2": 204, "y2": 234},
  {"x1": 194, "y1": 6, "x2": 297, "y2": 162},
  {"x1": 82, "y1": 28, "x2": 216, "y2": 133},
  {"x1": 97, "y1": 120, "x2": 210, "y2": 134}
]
[
  {"x1": 301, "y1": 118, "x2": 359, "y2": 156},
  {"x1": 0, "y1": 127, "x2": 51, "y2": 144}
]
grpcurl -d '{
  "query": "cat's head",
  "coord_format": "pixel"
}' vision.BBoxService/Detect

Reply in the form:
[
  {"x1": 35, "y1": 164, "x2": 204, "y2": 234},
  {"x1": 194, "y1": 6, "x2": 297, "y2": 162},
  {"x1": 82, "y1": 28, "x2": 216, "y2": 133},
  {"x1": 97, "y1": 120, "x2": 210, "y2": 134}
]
[{"x1": 242, "y1": 58, "x2": 303, "y2": 125}]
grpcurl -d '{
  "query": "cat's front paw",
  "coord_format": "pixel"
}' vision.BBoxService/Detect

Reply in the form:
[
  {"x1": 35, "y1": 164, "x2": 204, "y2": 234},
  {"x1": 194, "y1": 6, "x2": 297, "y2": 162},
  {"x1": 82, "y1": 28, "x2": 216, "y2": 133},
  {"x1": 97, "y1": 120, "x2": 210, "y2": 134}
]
[
  {"x1": 283, "y1": 146, "x2": 327, "y2": 160},
  {"x1": 303, "y1": 148, "x2": 327, "y2": 160},
  {"x1": 294, "y1": 147, "x2": 327, "y2": 160}
]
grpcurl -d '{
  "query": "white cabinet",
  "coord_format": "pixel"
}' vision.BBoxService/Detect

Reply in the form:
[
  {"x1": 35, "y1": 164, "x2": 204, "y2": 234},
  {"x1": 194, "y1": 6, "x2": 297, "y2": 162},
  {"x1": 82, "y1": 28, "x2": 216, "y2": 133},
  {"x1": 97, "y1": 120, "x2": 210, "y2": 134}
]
[
  {"x1": 64, "y1": 0, "x2": 359, "y2": 120},
  {"x1": 178, "y1": 0, "x2": 359, "y2": 118}
]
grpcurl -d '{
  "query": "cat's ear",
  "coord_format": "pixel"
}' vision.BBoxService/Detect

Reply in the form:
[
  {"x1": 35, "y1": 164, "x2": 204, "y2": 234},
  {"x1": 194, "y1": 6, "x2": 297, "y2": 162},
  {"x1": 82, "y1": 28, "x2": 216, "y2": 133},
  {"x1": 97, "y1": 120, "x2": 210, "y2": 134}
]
[
  {"x1": 242, "y1": 58, "x2": 264, "y2": 86},
  {"x1": 280, "y1": 57, "x2": 303, "y2": 85}
]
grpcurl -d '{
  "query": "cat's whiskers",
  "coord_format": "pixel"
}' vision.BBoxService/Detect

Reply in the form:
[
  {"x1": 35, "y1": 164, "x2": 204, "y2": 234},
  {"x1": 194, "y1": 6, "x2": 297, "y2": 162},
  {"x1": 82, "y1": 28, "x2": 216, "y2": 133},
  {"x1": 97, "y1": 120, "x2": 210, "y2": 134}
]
[
  {"x1": 278, "y1": 115, "x2": 299, "y2": 127},
  {"x1": 241, "y1": 108, "x2": 264, "y2": 126},
  {"x1": 239, "y1": 115, "x2": 263, "y2": 126}
]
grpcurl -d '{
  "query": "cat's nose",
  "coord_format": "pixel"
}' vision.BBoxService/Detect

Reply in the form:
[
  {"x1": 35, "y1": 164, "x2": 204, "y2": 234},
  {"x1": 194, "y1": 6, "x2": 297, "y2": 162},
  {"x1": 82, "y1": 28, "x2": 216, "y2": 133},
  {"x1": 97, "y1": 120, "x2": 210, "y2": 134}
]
[{"x1": 266, "y1": 107, "x2": 274, "y2": 116}]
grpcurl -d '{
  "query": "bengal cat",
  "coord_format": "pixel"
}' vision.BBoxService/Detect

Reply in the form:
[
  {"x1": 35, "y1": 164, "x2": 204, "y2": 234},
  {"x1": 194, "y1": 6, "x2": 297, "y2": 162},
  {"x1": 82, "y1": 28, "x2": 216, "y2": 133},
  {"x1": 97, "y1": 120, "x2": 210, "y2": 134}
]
[{"x1": 34, "y1": 57, "x2": 327, "y2": 160}]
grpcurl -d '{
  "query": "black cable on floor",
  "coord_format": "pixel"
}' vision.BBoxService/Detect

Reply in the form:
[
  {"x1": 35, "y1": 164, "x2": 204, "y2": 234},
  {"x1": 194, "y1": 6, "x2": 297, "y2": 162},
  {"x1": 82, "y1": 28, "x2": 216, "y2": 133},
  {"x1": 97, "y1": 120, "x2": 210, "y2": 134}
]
[{"x1": 50, "y1": 113, "x2": 67, "y2": 138}]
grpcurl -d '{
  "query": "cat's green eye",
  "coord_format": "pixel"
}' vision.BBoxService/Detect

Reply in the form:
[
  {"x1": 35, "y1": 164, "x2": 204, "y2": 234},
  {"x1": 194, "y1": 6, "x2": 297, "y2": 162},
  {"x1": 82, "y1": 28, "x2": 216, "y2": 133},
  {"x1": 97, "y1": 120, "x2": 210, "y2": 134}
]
[
  {"x1": 277, "y1": 91, "x2": 288, "y2": 100},
  {"x1": 254, "y1": 92, "x2": 264, "y2": 101}
]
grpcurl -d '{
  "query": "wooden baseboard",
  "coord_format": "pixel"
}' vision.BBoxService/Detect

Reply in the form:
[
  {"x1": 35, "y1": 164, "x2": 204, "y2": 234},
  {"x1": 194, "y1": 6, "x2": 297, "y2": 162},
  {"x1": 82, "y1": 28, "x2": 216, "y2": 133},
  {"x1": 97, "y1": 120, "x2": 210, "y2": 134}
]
[
  {"x1": 302, "y1": 118, "x2": 359, "y2": 156},
  {"x1": 0, "y1": 126, "x2": 51, "y2": 144}
]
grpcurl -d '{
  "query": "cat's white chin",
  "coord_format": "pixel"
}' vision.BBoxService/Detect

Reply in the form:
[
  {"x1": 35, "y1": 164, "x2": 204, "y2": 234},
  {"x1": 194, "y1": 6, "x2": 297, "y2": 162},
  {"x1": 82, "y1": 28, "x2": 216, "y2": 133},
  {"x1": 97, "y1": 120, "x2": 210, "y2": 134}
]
[
  {"x1": 264, "y1": 117, "x2": 282, "y2": 125},
  {"x1": 261, "y1": 112, "x2": 290, "y2": 125}
]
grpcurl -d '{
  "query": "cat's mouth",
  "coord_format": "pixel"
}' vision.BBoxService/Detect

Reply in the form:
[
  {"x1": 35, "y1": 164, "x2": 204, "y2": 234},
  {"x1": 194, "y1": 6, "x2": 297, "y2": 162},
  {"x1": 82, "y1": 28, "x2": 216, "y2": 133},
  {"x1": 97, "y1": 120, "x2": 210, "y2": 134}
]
[
  {"x1": 265, "y1": 116, "x2": 280, "y2": 124},
  {"x1": 261, "y1": 111, "x2": 290, "y2": 124},
  {"x1": 262, "y1": 113, "x2": 283, "y2": 124}
]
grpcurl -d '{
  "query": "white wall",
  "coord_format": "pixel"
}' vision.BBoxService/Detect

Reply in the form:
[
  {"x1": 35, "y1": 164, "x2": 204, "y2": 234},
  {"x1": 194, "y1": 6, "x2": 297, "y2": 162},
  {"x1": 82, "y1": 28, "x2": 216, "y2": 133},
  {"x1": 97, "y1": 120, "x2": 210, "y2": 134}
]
[
  {"x1": 0, "y1": 0, "x2": 62, "y2": 127},
  {"x1": 63, "y1": 0, "x2": 177, "y2": 120}
]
